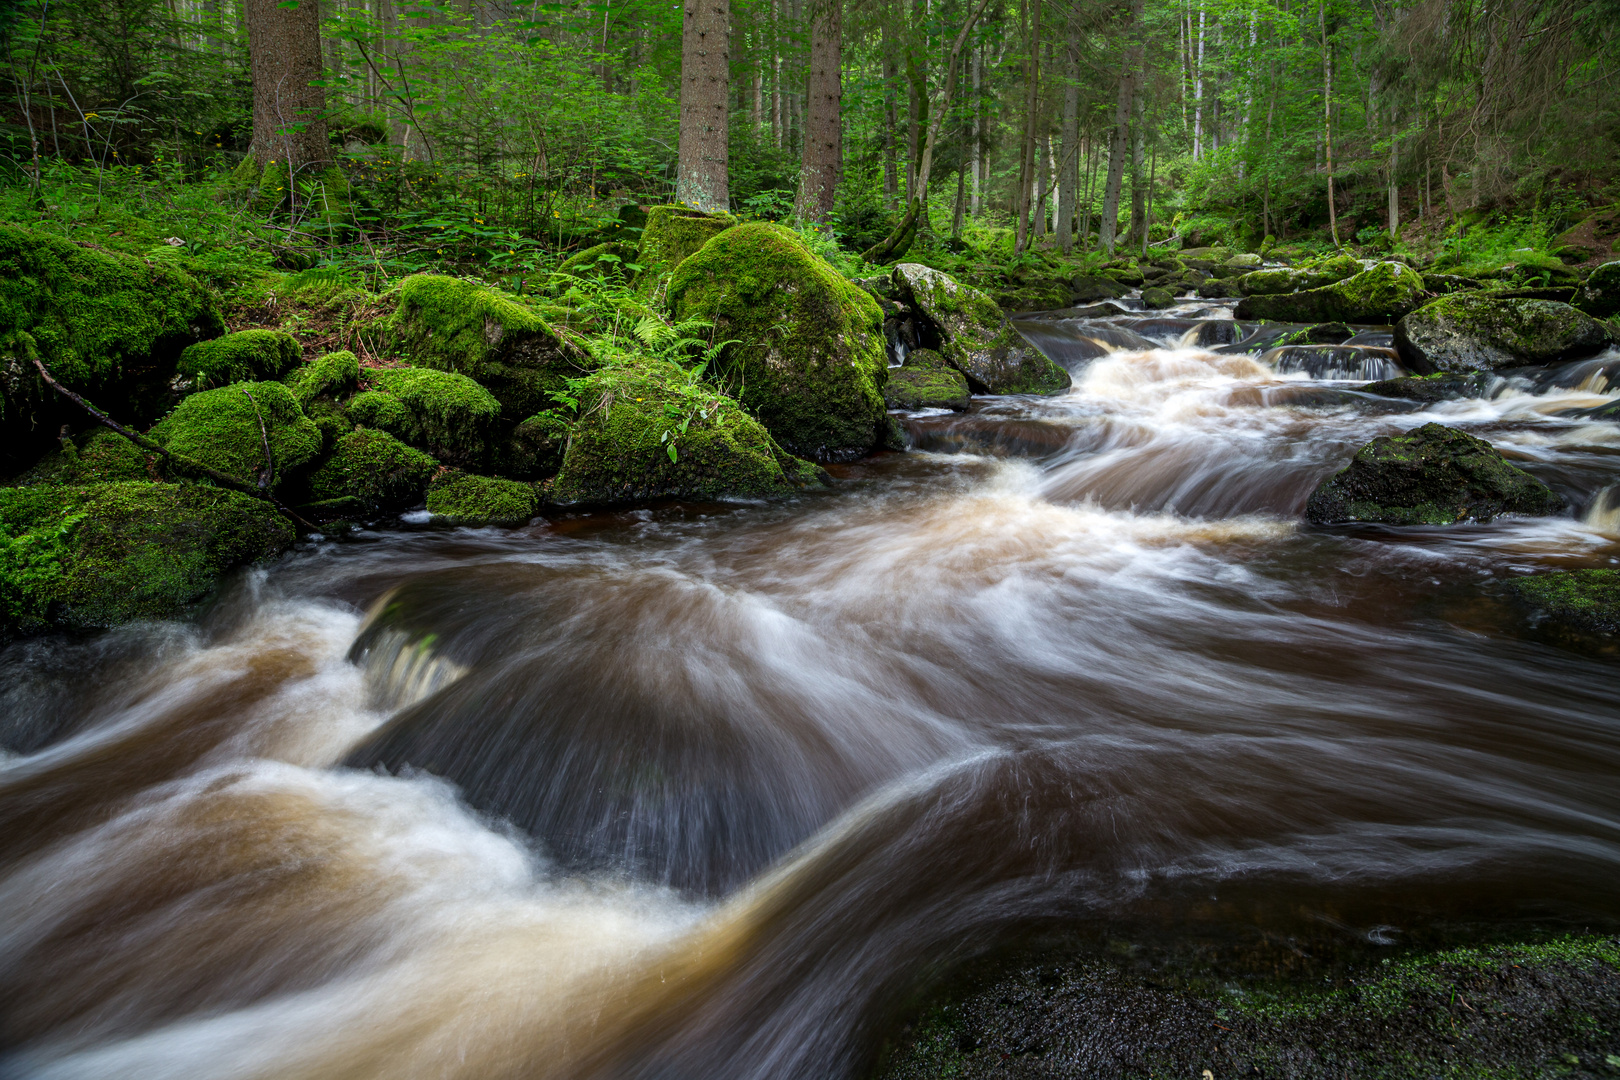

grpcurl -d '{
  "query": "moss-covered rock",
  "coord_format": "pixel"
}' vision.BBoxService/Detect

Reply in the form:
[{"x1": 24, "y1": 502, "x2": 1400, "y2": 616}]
[
  {"x1": 391, "y1": 274, "x2": 595, "y2": 421},
  {"x1": 0, "y1": 481, "x2": 293, "y2": 637},
  {"x1": 1236, "y1": 267, "x2": 1302, "y2": 296},
  {"x1": 13, "y1": 428, "x2": 158, "y2": 486},
  {"x1": 635, "y1": 205, "x2": 738, "y2": 296},
  {"x1": 669, "y1": 222, "x2": 891, "y2": 461},
  {"x1": 358, "y1": 366, "x2": 500, "y2": 466},
  {"x1": 498, "y1": 410, "x2": 571, "y2": 480},
  {"x1": 306, "y1": 428, "x2": 438, "y2": 514},
  {"x1": 1574, "y1": 261, "x2": 1620, "y2": 319},
  {"x1": 556, "y1": 241, "x2": 639, "y2": 282},
  {"x1": 149, "y1": 381, "x2": 320, "y2": 491},
  {"x1": 425, "y1": 470, "x2": 538, "y2": 525},
  {"x1": 0, "y1": 224, "x2": 225, "y2": 470},
  {"x1": 1502, "y1": 568, "x2": 1620, "y2": 637},
  {"x1": 550, "y1": 356, "x2": 824, "y2": 505},
  {"x1": 1361, "y1": 371, "x2": 1492, "y2": 402},
  {"x1": 1235, "y1": 262, "x2": 1428, "y2": 324},
  {"x1": 1140, "y1": 286, "x2": 1175, "y2": 310},
  {"x1": 1306, "y1": 422, "x2": 1564, "y2": 525},
  {"x1": 1070, "y1": 276, "x2": 1129, "y2": 302},
  {"x1": 892, "y1": 263, "x2": 1071, "y2": 397},
  {"x1": 173, "y1": 329, "x2": 302, "y2": 393},
  {"x1": 1393, "y1": 294, "x2": 1615, "y2": 373},
  {"x1": 344, "y1": 390, "x2": 414, "y2": 439},
  {"x1": 285, "y1": 349, "x2": 360, "y2": 407},
  {"x1": 1297, "y1": 252, "x2": 1364, "y2": 287},
  {"x1": 884, "y1": 350, "x2": 971, "y2": 411}
]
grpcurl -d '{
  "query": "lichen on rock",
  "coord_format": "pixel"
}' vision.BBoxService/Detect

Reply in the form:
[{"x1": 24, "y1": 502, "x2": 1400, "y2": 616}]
[
  {"x1": 1393, "y1": 294, "x2": 1615, "y2": 373},
  {"x1": 174, "y1": 329, "x2": 302, "y2": 393},
  {"x1": 1305, "y1": 422, "x2": 1564, "y2": 526},
  {"x1": 149, "y1": 380, "x2": 321, "y2": 491},
  {"x1": 425, "y1": 470, "x2": 539, "y2": 525},
  {"x1": 891, "y1": 263, "x2": 1071, "y2": 397}
]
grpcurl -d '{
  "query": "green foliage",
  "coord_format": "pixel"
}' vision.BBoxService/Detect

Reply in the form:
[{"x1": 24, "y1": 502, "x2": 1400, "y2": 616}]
[{"x1": 0, "y1": 512, "x2": 84, "y2": 630}]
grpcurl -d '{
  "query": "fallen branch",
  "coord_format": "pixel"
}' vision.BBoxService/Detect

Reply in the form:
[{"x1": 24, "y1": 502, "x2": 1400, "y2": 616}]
[
  {"x1": 241, "y1": 387, "x2": 275, "y2": 490},
  {"x1": 31, "y1": 357, "x2": 318, "y2": 533},
  {"x1": 862, "y1": 198, "x2": 922, "y2": 265}
]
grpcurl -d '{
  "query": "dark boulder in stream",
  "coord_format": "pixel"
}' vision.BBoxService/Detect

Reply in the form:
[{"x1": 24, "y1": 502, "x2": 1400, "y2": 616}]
[
  {"x1": 892, "y1": 263, "x2": 1071, "y2": 396},
  {"x1": 1236, "y1": 262, "x2": 1428, "y2": 324},
  {"x1": 1394, "y1": 294, "x2": 1616, "y2": 374},
  {"x1": 1362, "y1": 371, "x2": 1494, "y2": 402},
  {"x1": 1306, "y1": 422, "x2": 1564, "y2": 526}
]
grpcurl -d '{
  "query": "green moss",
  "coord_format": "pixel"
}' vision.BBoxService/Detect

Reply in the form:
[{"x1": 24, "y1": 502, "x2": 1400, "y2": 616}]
[
  {"x1": 0, "y1": 224, "x2": 225, "y2": 469},
  {"x1": 1306, "y1": 422, "x2": 1564, "y2": 525},
  {"x1": 1236, "y1": 261, "x2": 1428, "y2": 323},
  {"x1": 634, "y1": 205, "x2": 738, "y2": 297},
  {"x1": 669, "y1": 222, "x2": 891, "y2": 461},
  {"x1": 1297, "y1": 251, "x2": 1363, "y2": 287},
  {"x1": 1140, "y1": 285, "x2": 1175, "y2": 310},
  {"x1": 1503, "y1": 569, "x2": 1620, "y2": 635},
  {"x1": 1238, "y1": 267, "x2": 1303, "y2": 295},
  {"x1": 359, "y1": 366, "x2": 500, "y2": 466},
  {"x1": 307, "y1": 428, "x2": 439, "y2": 514},
  {"x1": 174, "y1": 329, "x2": 302, "y2": 393},
  {"x1": 425, "y1": 470, "x2": 538, "y2": 525},
  {"x1": 884, "y1": 361, "x2": 972, "y2": 411},
  {"x1": 149, "y1": 380, "x2": 321, "y2": 491},
  {"x1": 556, "y1": 241, "x2": 638, "y2": 281},
  {"x1": 550, "y1": 355, "x2": 824, "y2": 505},
  {"x1": 892, "y1": 263, "x2": 1070, "y2": 396},
  {"x1": 1576, "y1": 261, "x2": 1620, "y2": 319},
  {"x1": 14, "y1": 428, "x2": 159, "y2": 485},
  {"x1": 0, "y1": 481, "x2": 293, "y2": 636},
  {"x1": 285, "y1": 349, "x2": 360, "y2": 407},
  {"x1": 498, "y1": 410, "x2": 571, "y2": 480},
  {"x1": 1394, "y1": 294, "x2": 1614, "y2": 373},
  {"x1": 391, "y1": 273, "x2": 596, "y2": 420},
  {"x1": 345, "y1": 390, "x2": 414, "y2": 439}
]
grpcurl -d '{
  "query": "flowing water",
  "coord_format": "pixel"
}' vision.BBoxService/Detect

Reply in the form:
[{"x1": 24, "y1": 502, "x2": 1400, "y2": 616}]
[{"x1": 4, "y1": 298, "x2": 1620, "y2": 1079}]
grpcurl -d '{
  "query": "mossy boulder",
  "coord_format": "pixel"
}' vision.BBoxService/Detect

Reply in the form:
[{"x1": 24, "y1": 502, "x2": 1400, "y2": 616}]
[
  {"x1": 1235, "y1": 262, "x2": 1427, "y2": 324},
  {"x1": 149, "y1": 381, "x2": 320, "y2": 491},
  {"x1": 635, "y1": 205, "x2": 738, "y2": 296},
  {"x1": 1361, "y1": 372, "x2": 1492, "y2": 402},
  {"x1": 1503, "y1": 569, "x2": 1620, "y2": 637},
  {"x1": 0, "y1": 224, "x2": 225, "y2": 470},
  {"x1": 425, "y1": 470, "x2": 538, "y2": 525},
  {"x1": 1297, "y1": 252, "x2": 1364, "y2": 288},
  {"x1": 0, "y1": 481, "x2": 293, "y2": 637},
  {"x1": 285, "y1": 349, "x2": 360, "y2": 407},
  {"x1": 550, "y1": 356, "x2": 824, "y2": 505},
  {"x1": 391, "y1": 274, "x2": 595, "y2": 421},
  {"x1": 1305, "y1": 422, "x2": 1564, "y2": 526},
  {"x1": 1071, "y1": 276, "x2": 1129, "y2": 302},
  {"x1": 556, "y1": 241, "x2": 639, "y2": 282},
  {"x1": 669, "y1": 222, "x2": 891, "y2": 461},
  {"x1": 892, "y1": 263, "x2": 1071, "y2": 397},
  {"x1": 884, "y1": 350, "x2": 971, "y2": 411},
  {"x1": 357, "y1": 366, "x2": 500, "y2": 466},
  {"x1": 1236, "y1": 267, "x2": 1302, "y2": 296},
  {"x1": 498, "y1": 410, "x2": 571, "y2": 480},
  {"x1": 306, "y1": 428, "x2": 438, "y2": 514},
  {"x1": 14, "y1": 428, "x2": 158, "y2": 485},
  {"x1": 1393, "y1": 295, "x2": 1615, "y2": 374},
  {"x1": 1140, "y1": 286, "x2": 1175, "y2": 310},
  {"x1": 1575, "y1": 261, "x2": 1620, "y2": 319},
  {"x1": 173, "y1": 329, "x2": 301, "y2": 393}
]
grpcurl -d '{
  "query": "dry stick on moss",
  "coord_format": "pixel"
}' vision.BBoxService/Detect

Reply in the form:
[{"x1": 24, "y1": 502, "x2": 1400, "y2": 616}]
[
  {"x1": 30, "y1": 357, "x2": 319, "y2": 533},
  {"x1": 240, "y1": 388, "x2": 275, "y2": 490}
]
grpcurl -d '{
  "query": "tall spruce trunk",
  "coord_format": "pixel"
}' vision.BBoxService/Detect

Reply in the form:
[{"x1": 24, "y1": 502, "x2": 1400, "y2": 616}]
[
  {"x1": 1057, "y1": 43, "x2": 1078, "y2": 253},
  {"x1": 1098, "y1": 0, "x2": 1142, "y2": 254},
  {"x1": 677, "y1": 0, "x2": 730, "y2": 211},
  {"x1": 1192, "y1": 4, "x2": 1205, "y2": 160},
  {"x1": 1013, "y1": 0, "x2": 1042, "y2": 252},
  {"x1": 1387, "y1": 102, "x2": 1400, "y2": 237},
  {"x1": 882, "y1": 14, "x2": 899, "y2": 208},
  {"x1": 969, "y1": 43, "x2": 982, "y2": 216},
  {"x1": 795, "y1": 0, "x2": 841, "y2": 222},
  {"x1": 246, "y1": 0, "x2": 329, "y2": 173},
  {"x1": 1125, "y1": 82, "x2": 1146, "y2": 248},
  {"x1": 1320, "y1": 0, "x2": 1339, "y2": 247}
]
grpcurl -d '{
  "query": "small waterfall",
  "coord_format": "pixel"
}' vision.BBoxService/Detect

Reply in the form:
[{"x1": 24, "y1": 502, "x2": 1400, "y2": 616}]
[
  {"x1": 348, "y1": 590, "x2": 469, "y2": 712},
  {"x1": 1584, "y1": 485, "x2": 1620, "y2": 536},
  {"x1": 1263, "y1": 344, "x2": 1405, "y2": 381}
]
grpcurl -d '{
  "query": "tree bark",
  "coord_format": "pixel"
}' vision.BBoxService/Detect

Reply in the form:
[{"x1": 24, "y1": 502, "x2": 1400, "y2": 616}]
[
  {"x1": 1387, "y1": 101, "x2": 1400, "y2": 237},
  {"x1": 1125, "y1": 80, "x2": 1146, "y2": 248},
  {"x1": 677, "y1": 0, "x2": 730, "y2": 211},
  {"x1": 882, "y1": 12, "x2": 899, "y2": 208},
  {"x1": 246, "y1": 0, "x2": 330, "y2": 172},
  {"x1": 1192, "y1": 3, "x2": 1204, "y2": 161},
  {"x1": 969, "y1": 42, "x2": 982, "y2": 216},
  {"x1": 1013, "y1": 0, "x2": 1042, "y2": 253},
  {"x1": 1320, "y1": 0, "x2": 1339, "y2": 247},
  {"x1": 795, "y1": 0, "x2": 841, "y2": 222},
  {"x1": 1098, "y1": 0, "x2": 1142, "y2": 254}
]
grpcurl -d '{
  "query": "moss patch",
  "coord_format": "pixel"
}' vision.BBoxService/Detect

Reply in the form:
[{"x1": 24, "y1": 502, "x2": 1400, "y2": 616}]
[
  {"x1": 345, "y1": 390, "x2": 414, "y2": 439},
  {"x1": 425, "y1": 470, "x2": 538, "y2": 525},
  {"x1": 1575, "y1": 261, "x2": 1620, "y2": 319},
  {"x1": 885, "y1": 350, "x2": 971, "y2": 411},
  {"x1": 556, "y1": 241, "x2": 639, "y2": 282},
  {"x1": 174, "y1": 329, "x2": 302, "y2": 393},
  {"x1": 360, "y1": 366, "x2": 501, "y2": 466},
  {"x1": 635, "y1": 205, "x2": 737, "y2": 297},
  {"x1": 1306, "y1": 422, "x2": 1564, "y2": 526},
  {"x1": 1395, "y1": 294, "x2": 1615, "y2": 373},
  {"x1": 1502, "y1": 569, "x2": 1620, "y2": 637},
  {"x1": 14, "y1": 428, "x2": 160, "y2": 485},
  {"x1": 307, "y1": 428, "x2": 438, "y2": 514},
  {"x1": 0, "y1": 481, "x2": 293, "y2": 637},
  {"x1": 1236, "y1": 261, "x2": 1428, "y2": 324},
  {"x1": 498, "y1": 410, "x2": 571, "y2": 480},
  {"x1": 892, "y1": 263, "x2": 1071, "y2": 396},
  {"x1": 285, "y1": 349, "x2": 360, "y2": 407},
  {"x1": 669, "y1": 222, "x2": 891, "y2": 461},
  {"x1": 149, "y1": 380, "x2": 321, "y2": 491},
  {"x1": 550, "y1": 355, "x2": 824, "y2": 505}
]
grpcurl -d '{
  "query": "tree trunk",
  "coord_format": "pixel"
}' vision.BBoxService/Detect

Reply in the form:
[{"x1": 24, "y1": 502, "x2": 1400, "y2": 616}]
[
  {"x1": 1192, "y1": 3, "x2": 1204, "y2": 161},
  {"x1": 882, "y1": 13, "x2": 898, "y2": 208},
  {"x1": 246, "y1": 0, "x2": 330, "y2": 172},
  {"x1": 1098, "y1": 0, "x2": 1141, "y2": 254},
  {"x1": 969, "y1": 43, "x2": 982, "y2": 216},
  {"x1": 1320, "y1": 0, "x2": 1338, "y2": 247},
  {"x1": 1013, "y1": 0, "x2": 1042, "y2": 253},
  {"x1": 677, "y1": 0, "x2": 730, "y2": 211},
  {"x1": 952, "y1": 163, "x2": 966, "y2": 237},
  {"x1": 1125, "y1": 81, "x2": 1146, "y2": 248},
  {"x1": 1387, "y1": 101, "x2": 1399, "y2": 237},
  {"x1": 795, "y1": 0, "x2": 841, "y2": 222},
  {"x1": 1057, "y1": 43, "x2": 1077, "y2": 254}
]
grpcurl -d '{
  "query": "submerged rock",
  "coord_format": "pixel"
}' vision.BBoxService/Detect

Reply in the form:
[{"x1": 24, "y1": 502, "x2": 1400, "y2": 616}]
[
  {"x1": 307, "y1": 428, "x2": 438, "y2": 514},
  {"x1": 1306, "y1": 422, "x2": 1564, "y2": 526},
  {"x1": 884, "y1": 349, "x2": 971, "y2": 411},
  {"x1": 672, "y1": 223, "x2": 892, "y2": 460},
  {"x1": 892, "y1": 263, "x2": 1071, "y2": 396},
  {"x1": 1235, "y1": 262, "x2": 1427, "y2": 324},
  {"x1": 1502, "y1": 569, "x2": 1620, "y2": 637},
  {"x1": 148, "y1": 380, "x2": 321, "y2": 492},
  {"x1": 1393, "y1": 294, "x2": 1614, "y2": 373},
  {"x1": 0, "y1": 481, "x2": 293, "y2": 637},
  {"x1": 1361, "y1": 372, "x2": 1493, "y2": 402},
  {"x1": 550, "y1": 355, "x2": 825, "y2": 505},
  {"x1": 1574, "y1": 261, "x2": 1620, "y2": 319},
  {"x1": 425, "y1": 470, "x2": 538, "y2": 525}
]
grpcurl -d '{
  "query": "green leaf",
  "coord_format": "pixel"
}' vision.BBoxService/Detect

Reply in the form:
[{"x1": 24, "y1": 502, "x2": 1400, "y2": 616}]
[{"x1": 666, "y1": 443, "x2": 678, "y2": 464}]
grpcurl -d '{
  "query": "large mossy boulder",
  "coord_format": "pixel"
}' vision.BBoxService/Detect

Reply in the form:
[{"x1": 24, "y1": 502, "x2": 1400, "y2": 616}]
[
  {"x1": 355, "y1": 366, "x2": 500, "y2": 466},
  {"x1": 498, "y1": 410, "x2": 571, "y2": 480},
  {"x1": 1236, "y1": 267, "x2": 1302, "y2": 296},
  {"x1": 1305, "y1": 422, "x2": 1564, "y2": 526},
  {"x1": 307, "y1": 428, "x2": 438, "y2": 514},
  {"x1": 1070, "y1": 276, "x2": 1129, "y2": 302},
  {"x1": 174, "y1": 330, "x2": 302, "y2": 394},
  {"x1": 15, "y1": 428, "x2": 157, "y2": 485},
  {"x1": 635, "y1": 206, "x2": 738, "y2": 296},
  {"x1": 1574, "y1": 261, "x2": 1620, "y2": 319},
  {"x1": 1503, "y1": 569, "x2": 1620, "y2": 637},
  {"x1": 0, "y1": 481, "x2": 293, "y2": 637},
  {"x1": 884, "y1": 349, "x2": 971, "y2": 411},
  {"x1": 891, "y1": 263, "x2": 1071, "y2": 397},
  {"x1": 1235, "y1": 261, "x2": 1427, "y2": 324},
  {"x1": 549, "y1": 356, "x2": 824, "y2": 505},
  {"x1": 425, "y1": 470, "x2": 538, "y2": 526},
  {"x1": 669, "y1": 222, "x2": 892, "y2": 461},
  {"x1": 1393, "y1": 294, "x2": 1614, "y2": 374},
  {"x1": 148, "y1": 381, "x2": 320, "y2": 491},
  {"x1": 0, "y1": 225, "x2": 225, "y2": 470},
  {"x1": 391, "y1": 274, "x2": 594, "y2": 420}
]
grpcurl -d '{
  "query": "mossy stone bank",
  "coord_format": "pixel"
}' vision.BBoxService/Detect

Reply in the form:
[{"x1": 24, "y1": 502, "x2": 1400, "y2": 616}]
[
  {"x1": 1236, "y1": 262, "x2": 1427, "y2": 324},
  {"x1": 891, "y1": 263, "x2": 1071, "y2": 397}
]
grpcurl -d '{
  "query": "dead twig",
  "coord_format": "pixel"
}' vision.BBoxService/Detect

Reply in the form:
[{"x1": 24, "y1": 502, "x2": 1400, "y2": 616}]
[{"x1": 240, "y1": 387, "x2": 275, "y2": 490}]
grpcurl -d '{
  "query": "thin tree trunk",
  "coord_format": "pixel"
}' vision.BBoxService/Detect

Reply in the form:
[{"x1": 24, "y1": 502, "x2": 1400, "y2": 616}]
[
  {"x1": 677, "y1": 0, "x2": 730, "y2": 211},
  {"x1": 1125, "y1": 81, "x2": 1146, "y2": 248},
  {"x1": 1057, "y1": 42, "x2": 1077, "y2": 254},
  {"x1": 795, "y1": 0, "x2": 841, "y2": 222},
  {"x1": 1099, "y1": 0, "x2": 1142, "y2": 254},
  {"x1": 1014, "y1": 0, "x2": 1042, "y2": 252},
  {"x1": 1320, "y1": 0, "x2": 1338, "y2": 247},
  {"x1": 952, "y1": 163, "x2": 966, "y2": 236},
  {"x1": 1387, "y1": 101, "x2": 1399, "y2": 237},
  {"x1": 1192, "y1": 4, "x2": 1205, "y2": 160},
  {"x1": 969, "y1": 42, "x2": 982, "y2": 216},
  {"x1": 882, "y1": 13, "x2": 898, "y2": 207},
  {"x1": 246, "y1": 0, "x2": 330, "y2": 172}
]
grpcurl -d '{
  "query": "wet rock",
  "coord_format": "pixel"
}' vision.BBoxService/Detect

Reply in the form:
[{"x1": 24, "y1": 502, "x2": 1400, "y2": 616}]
[
  {"x1": 1196, "y1": 278, "x2": 1235, "y2": 299},
  {"x1": 1266, "y1": 345, "x2": 1402, "y2": 381},
  {"x1": 1502, "y1": 569, "x2": 1620, "y2": 637},
  {"x1": 425, "y1": 470, "x2": 539, "y2": 525},
  {"x1": 1224, "y1": 252, "x2": 1263, "y2": 270},
  {"x1": 173, "y1": 329, "x2": 302, "y2": 394},
  {"x1": 0, "y1": 481, "x2": 293, "y2": 638},
  {"x1": 307, "y1": 428, "x2": 438, "y2": 514},
  {"x1": 1306, "y1": 422, "x2": 1564, "y2": 526},
  {"x1": 1361, "y1": 372, "x2": 1492, "y2": 402},
  {"x1": 1423, "y1": 273, "x2": 1484, "y2": 294},
  {"x1": 1295, "y1": 321, "x2": 1353, "y2": 344},
  {"x1": 1575, "y1": 261, "x2": 1620, "y2": 319},
  {"x1": 1140, "y1": 286, "x2": 1175, "y2": 310},
  {"x1": 353, "y1": 366, "x2": 501, "y2": 468},
  {"x1": 891, "y1": 263, "x2": 1071, "y2": 397},
  {"x1": 392, "y1": 274, "x2": 596, "y2": 421},
  {"x1": 634, "y1": 205, "x2": 737, "y2": 294},
  {"x1": 1188, "y1": 320, "x2": 1243, "y2": 348},
  {"x1": 1070, "y1": 276, "x2": 1129, "y2": 302},
  {"x1": 1102, "y1": 265, "x2": 1145, "y2": 287},
  {"x1": 884, "y1": 349, "x2": 971, "y2": 411},
  {"x1": 1393, "y1": 294, "x2": 1615, "y2": 373},
  {"x1": 670, "y1": 223, "x2": 891, "y2": 460},
  {"x1": 497, "y1": 410, "x2": 570, "y2": 479},
  {"x1": 549, "y1": 355, "x2": 825, "y2": 505},
  {"x1": 1235, "y1": 267, "x2": 1300, "y2": 295},
  {"x1": 1236, "y1": 262, "x2": 1428, "y2": 324},
  {"x1": 149, "y1": 380, "x2": 321, "y2": 492}
]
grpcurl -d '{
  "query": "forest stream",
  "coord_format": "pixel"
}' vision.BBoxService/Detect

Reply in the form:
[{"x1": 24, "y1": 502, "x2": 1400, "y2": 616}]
[{"x1": 3, "y1": 296, "x2": 1620, "y2": 1079}]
